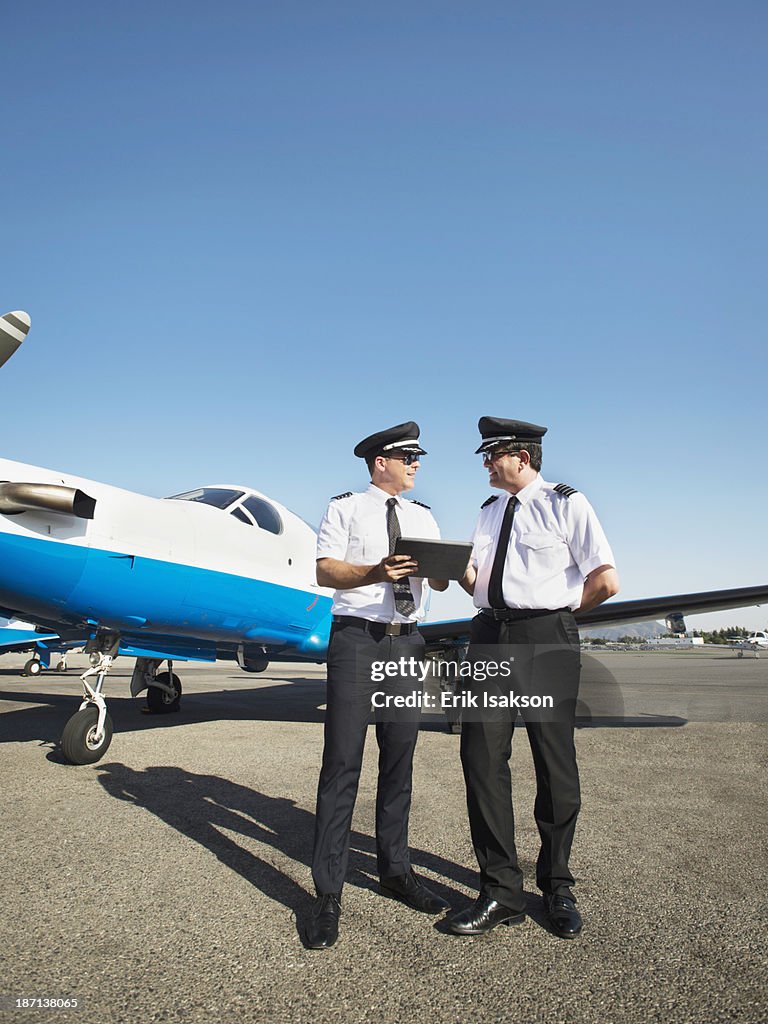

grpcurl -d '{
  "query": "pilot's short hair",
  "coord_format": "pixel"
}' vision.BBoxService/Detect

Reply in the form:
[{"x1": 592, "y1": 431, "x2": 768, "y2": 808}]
[{"x1": 500, "y1": 442, "x2": 542, "y2": 472}]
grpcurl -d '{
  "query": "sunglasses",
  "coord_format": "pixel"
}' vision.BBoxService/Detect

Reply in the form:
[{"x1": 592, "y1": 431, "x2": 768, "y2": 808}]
[
  {"x1": 385, "y1": 453, "x2": 422, "y2": 466},
  {"x1": 481, "y1": 449, "x2": 519, "y2": 464}
]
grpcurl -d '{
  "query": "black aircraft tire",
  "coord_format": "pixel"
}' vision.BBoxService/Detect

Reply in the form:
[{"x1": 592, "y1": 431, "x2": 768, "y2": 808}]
[
  {"x1": 146, "y1": 672, "x2": 182, "y2": 713},
  {"x1": 56, "y1": 662, "x2": 68, "y2": 673},
  {"x1": 24, "y1": 658, "x2": 42, "y2": 676},
  {"x1": 61, "y1": 707, "x2": 114, "y2": 765},
  {"x1": 241, "y1": 660, "x2": 269, "y2": 673}
]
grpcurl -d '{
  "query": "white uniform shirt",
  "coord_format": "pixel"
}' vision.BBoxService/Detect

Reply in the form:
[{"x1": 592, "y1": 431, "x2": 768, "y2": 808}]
[
  {"x1": 316, "y1": 483, "x2": 441, "y2": 622},
  {"x1": 471, "y1": 475, "x2": 615, "y2": 611}
]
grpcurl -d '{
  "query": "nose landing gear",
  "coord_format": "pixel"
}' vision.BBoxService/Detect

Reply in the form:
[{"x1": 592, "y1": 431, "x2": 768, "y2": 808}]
[
  {"x1": 58, "y1": 633, "x2": 188, "y2": 764},
  {"x1": 60, "y1": 652, "x2": 116, "y2": 765}
]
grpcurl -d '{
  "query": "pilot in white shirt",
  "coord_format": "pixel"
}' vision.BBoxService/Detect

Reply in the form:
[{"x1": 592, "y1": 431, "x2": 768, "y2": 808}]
[
  {"x1": 448, "y1": 416, "x2": 619, "y2": 943},
  {"x1": 317, "y1": 482, "x2": 441, "y2": 623},
  {"x1": 470, "y1": 473, "x2": 615, "y2": 613},
  {"x1": 305, "y1": 421, "x2": 449, "y2": 950}
]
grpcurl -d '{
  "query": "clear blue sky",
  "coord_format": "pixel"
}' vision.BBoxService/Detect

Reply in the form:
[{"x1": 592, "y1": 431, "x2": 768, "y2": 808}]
[{"x1": 3, "y1": 1, "x2": 766, "y2": 628}]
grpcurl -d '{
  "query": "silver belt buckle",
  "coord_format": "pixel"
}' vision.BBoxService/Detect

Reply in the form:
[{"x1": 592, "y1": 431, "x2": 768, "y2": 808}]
[{"x1": 385, "y1": 622, "x2": 403, "y2": 636}]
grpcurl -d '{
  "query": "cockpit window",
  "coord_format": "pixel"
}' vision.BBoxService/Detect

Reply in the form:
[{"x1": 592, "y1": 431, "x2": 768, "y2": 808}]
[
  {"x1": 243, "y1": 496, "x2": 282, "y2": 535},
  {"x1": 230, "y1": 507, "x2": 251, "y2": 525},
  {"x1": 167, "y1": 488, "x2": 245, "y2": 510}
]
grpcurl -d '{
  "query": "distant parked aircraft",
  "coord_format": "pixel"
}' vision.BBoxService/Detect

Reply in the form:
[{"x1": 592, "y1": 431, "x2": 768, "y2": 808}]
[
  {"x1": 0, "y1": 617, "x2": 83, "y2": 674},
  {"x1": 727, "y1": 631, "x2": 768, "y2": 657}
]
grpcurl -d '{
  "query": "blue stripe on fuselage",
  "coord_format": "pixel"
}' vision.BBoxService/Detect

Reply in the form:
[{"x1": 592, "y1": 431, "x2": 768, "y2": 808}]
[{"x1": 0, "y1": 531, "x2": 332, "y2": 654}]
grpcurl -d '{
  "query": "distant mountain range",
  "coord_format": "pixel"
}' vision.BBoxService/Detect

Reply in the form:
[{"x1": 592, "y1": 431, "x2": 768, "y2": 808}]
[{"x1": 580, "y1": 620, "x2": 665, "y2": 640}]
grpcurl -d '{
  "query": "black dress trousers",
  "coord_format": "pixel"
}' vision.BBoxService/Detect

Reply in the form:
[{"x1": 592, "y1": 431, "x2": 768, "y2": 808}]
[
  {"x1": 459, "y1": 609, "x2": 582, "y2": 909},
  {"x1": 312, "y1": 622, "x2": 426, "y2": 895}
]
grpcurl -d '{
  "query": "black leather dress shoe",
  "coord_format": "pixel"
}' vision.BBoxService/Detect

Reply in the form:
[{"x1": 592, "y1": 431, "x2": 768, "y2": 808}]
[
  {"x1": 379, "y1": 870, "x2": 450, "y2": 914},
  {"x1": 448, "y1": 895, "x2": 526, "y2": 935},
  {"x1": 544, "y1": 894, "x2": 582, "y2": 939},
  {"x1": 304, "y1": 892, "x2": 342, "y2": 949}
]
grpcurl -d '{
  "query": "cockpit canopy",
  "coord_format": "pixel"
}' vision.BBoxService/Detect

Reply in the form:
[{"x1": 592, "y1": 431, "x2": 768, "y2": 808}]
[{"x1": 167, "y1": 488, "x2": 283, "y2": 535}]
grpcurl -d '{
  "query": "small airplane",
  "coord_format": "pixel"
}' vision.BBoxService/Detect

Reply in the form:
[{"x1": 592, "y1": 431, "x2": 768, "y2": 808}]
[
  {"x1": 727, "y1": 631, "x2": 768, "y2": 657},
  {"x1": 2, "y1": 455, "x2": 768, "y2": 766},
  {"x1": 0, "y1": 310, "x2": 31, "y2": 369},
  {"x1": 0, "y1": 617, "x2": 83, "y2": 675},
  {"x1": 0, "y1": 456, "x2": 333, "y2": 763}
]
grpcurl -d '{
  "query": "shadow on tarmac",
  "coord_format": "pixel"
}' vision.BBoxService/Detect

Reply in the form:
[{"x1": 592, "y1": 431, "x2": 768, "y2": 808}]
[{"x1": 92, "y1": 762, "x2": 510, "y2": 944}]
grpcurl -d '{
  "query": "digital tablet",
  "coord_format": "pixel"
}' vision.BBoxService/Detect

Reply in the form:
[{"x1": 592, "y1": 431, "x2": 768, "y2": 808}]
[{"x1": 394, "y1": 537, "x2": 473, "y2": 580}]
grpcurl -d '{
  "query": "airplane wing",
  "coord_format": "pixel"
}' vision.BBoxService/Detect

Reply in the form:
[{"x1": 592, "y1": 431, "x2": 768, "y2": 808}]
[
  {"x1": 419, "y1": 583, "x2": 768, "y2": 644},
  {"x1": 0, "y1": 310, "x2": 31, "y2": 369},
  {"x1": 0, "y1": 626, "x2": 61, "y2": 651}
]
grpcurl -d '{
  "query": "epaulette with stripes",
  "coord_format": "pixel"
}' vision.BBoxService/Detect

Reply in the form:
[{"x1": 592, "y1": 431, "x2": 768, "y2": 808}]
[
  {"x1": 481, "y1": 495, "x2": 499, "y2": 508},
  {"x1": 331, "y1": 491, "x2": 353, "y2": 500},
  {"x1": 554, "y1": 483, "x2": 578, "y2": 498},
  {"x1": 410, "y1": 499, "x2": 431, "y2": 510}
]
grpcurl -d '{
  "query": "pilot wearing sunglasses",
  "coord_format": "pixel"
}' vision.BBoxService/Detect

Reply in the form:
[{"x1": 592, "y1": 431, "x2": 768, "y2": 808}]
[
  {"x1": 305, "y1": 421, "x2": 449, "y2": 948},
  {"x1": 449, "y1": 416, "x2": 619, "y2": 942}
]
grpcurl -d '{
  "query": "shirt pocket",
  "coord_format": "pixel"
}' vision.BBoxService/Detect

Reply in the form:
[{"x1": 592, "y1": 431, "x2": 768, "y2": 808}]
[
  {"x1": 473, "y1": 533, "x2": 494, "y2": 568},
  {"x1": 346, "y1": 530, "x2": 385, "y2": 564},
  {"x1": 518, "y1": 532, "x2": 570, "y2": 574},
  {"x1": 345, "y1": 531, "x2": 369, "y2": 565}
]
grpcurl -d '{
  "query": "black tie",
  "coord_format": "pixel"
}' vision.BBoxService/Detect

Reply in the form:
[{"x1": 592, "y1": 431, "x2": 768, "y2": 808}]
[
  {"x1": 386, "y1": 497, "x2": 416, "y2": 616},
  {"x1": 488, "y1": 495, "x2": 518, "y2": 609}
]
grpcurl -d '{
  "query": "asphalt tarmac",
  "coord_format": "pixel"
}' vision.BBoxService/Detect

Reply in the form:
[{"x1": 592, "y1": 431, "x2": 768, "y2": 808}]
[{"x1": 1, "y1": 650, "x2": 766, "y2": 1024}]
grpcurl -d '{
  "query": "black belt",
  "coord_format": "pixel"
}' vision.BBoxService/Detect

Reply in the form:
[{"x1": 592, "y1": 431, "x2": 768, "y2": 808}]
[
  {"x1": 480, "y1": 607, "x2": 567, "y2": 622},
  {"x1": 333, "y1": 615, "x2": 419, "y2": 637}
]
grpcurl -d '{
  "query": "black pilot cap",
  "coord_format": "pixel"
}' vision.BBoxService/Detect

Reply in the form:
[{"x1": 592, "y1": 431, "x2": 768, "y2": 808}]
[
  {"x1": 475, "y1": 416, "x2": 548, "y2": 454},
  {"x1": 353, "y1": 421, "x2": 427, "y2": 460}
]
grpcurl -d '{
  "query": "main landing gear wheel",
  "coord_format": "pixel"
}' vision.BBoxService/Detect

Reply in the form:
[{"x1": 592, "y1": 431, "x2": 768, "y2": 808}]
[
  {"x1": 146, "y1": 671, "x2": 182, "y2": 714},
  {"x1": 56, "y1": 661, "x2": 68, "y2": 673},
  {"x1": 24, "y1": 658, "x2": 42, "y2": 677},
  {"x1": 61, "y1": 706, "x2": 114, "y2": 765}
]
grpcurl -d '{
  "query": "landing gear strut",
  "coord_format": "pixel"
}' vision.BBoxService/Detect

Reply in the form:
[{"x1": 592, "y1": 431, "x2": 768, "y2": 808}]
[
  {"x1": 130, "y1": 658, "x2": 183, "y2": 713},
  {"x1": 58, "y1": 634, "x2": 187, "y2": 765},
  {"x1": 431, "y1": 643, "x2": 468, "y2": 734},
  {"x1": 60, "y1": 651, "x2": 116, "y2": 765},
  {"x1": 146, "y1": 668, "x2": 182, "y2": 713}
]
